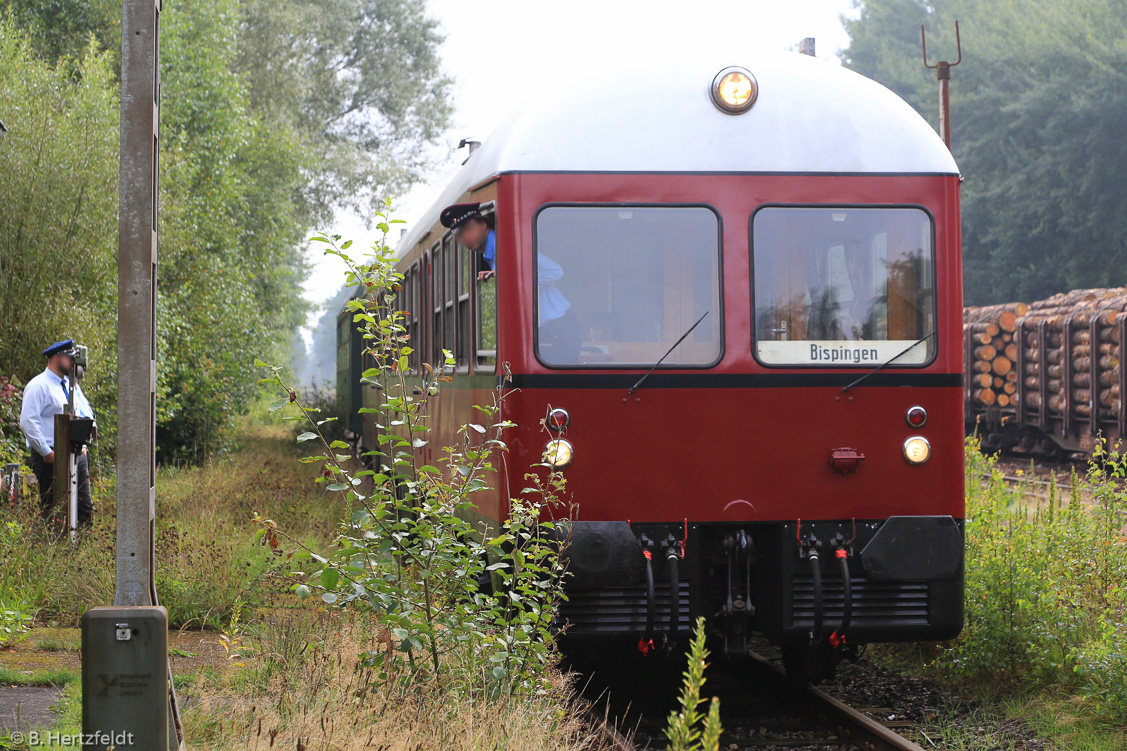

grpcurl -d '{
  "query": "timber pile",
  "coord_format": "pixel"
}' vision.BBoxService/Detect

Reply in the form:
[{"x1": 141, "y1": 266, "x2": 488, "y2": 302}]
[
  {"x1": 1017, "y1": 289, "x2": 1124, "y2": 418},
  {"x1": 963, "y1": 302, "x2": 1028, "y2": 408},
  {"x1": 966, "y1": 289, "x2": 1125, "y2": 417}
]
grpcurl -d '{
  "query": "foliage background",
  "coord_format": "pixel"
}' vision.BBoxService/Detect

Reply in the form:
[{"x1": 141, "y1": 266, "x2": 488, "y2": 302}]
[
  {"x1": 0, "y1": 17, "x2": 120, "y2": 464},
  {"x1": 909, "y1": 440, "x2": 1127, "y2": 724},
  {"x1": 0, "y1": 0, "x2": 451, "y2": 464},
  {"x1": 842, "y1": 0, "x2": 1127, "y2": 305}
]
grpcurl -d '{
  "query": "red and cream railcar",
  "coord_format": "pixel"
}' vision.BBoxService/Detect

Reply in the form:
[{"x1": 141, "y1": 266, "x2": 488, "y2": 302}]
[{"x1": 368, "y1": 49, "x2": 964, "y2": 677}]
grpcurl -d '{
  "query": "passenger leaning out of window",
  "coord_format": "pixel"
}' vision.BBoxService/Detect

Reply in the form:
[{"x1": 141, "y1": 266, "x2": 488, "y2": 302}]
[{"x1": 441, "y1": 202, "x2": 582, "y2": 364}]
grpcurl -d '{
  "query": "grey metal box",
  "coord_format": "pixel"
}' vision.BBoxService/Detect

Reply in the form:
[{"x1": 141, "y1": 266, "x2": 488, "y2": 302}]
[{"x1": 82, "y1": 606, "x2": 168, "y2": 749}]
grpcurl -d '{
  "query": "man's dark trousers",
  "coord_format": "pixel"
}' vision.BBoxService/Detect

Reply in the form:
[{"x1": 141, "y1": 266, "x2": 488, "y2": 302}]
[{"x1": 29, "y1": 451, "x2": 93, "y2": 526}]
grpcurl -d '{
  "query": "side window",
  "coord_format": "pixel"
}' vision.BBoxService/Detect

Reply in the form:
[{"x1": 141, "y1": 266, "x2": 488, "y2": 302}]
[
  {"x1": 401, "y1": 265, "x2": 411, "y2": 370},
  {"x1": 442, "y1": 235, "x2": 456, "y2": 369},
  {"x1": 455, "y1": 240, "x2": 471, "y2": 369},
  {"x1": 476, "y1": 278, "x2": 497, "y2": 369},
  {"x1": 412, "y1": 262, "x2": 423, "y2": 372},
  {"x1": 431, "y1": 242, "x2": 443, "y2": 366},
  {"x1": 401, "y1": 263, "x2": 418, "y2": 373}
]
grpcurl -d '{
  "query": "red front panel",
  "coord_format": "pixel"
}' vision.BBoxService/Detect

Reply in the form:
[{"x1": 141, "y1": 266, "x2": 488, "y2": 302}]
[
  {"x1": 505, "y1": 383, "x2": 963, "y2": 521},
  {"x1": 432, "y1": 172, "x2": 964, "y2": 524}
]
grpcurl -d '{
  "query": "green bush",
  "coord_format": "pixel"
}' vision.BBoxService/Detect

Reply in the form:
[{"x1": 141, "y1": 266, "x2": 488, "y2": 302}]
[
  {"x1": 665, "y1": 617, "x2": 722, "y2": 751},
  {"x1": 258, "y1": 222, "x2": 570, "y2": 699},
  {"x1": 0, "y1": 596, "x2": 34, "y2": 648},
  {"x1": 286, "y1": 383, "x2": 346, "y2": 446},
  {"x1": 0, "y1": 376, "x2": 25, "y2": 466},
  {"x1": 935, "y1": 438, "x2": 1127, "y2": 720},
  {"x1": 1, "y1": 0, "x2": 453, "y2": 467}
]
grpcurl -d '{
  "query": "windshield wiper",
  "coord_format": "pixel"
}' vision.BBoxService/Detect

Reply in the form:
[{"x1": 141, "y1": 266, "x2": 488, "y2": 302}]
[
  {"x1": 628, "y1": 311, "x2": 710, "y2": 395},
  {"x1": 841, "y1": 330, "x2": 935, "y2": 393}
]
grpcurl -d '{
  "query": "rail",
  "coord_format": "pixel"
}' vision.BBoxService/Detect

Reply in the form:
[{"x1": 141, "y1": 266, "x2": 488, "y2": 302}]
[{"x1": 746, "y1": 650, "x2": 933, "y2": 751}]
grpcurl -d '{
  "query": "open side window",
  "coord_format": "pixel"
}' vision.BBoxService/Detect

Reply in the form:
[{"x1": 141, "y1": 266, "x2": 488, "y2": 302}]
[{"x1": 473, "y1": 202, "x2": 498, "y2": 371}]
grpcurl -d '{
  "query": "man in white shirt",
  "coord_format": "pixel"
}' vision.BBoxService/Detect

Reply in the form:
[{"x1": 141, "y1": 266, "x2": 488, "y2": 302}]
[{"x1": 19, "y1": 339, "x2": 96, "y2": 526}]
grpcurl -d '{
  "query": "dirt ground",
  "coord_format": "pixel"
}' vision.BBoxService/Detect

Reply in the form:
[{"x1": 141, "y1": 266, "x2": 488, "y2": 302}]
[{"x1": 0, "y1": 626, "x2": 233, "y2": 732}]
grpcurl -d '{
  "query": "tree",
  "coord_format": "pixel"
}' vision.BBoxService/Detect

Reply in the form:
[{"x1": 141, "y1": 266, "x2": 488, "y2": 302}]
[
  {"x1": 234, "y1": 0, "x2": 453, "y2": 225},
  {"x1": 1, "y1": 0, "x2": 453, "y2": 463},
  {"x1": 1, "y1": 0, "x2": 118, "y2": 62},
  {"x1": 841, "y1": 0, "x2": 936, "y2": 124},
  {"x1": 0, "y1": 16, "x2": 120, "y2": 453},
  {"x1": 842, "y1": 0, "x2": 1127, "y2": 305},
  {"x1": 153, "y1": 0, "x2": 310, "y2": 462}
]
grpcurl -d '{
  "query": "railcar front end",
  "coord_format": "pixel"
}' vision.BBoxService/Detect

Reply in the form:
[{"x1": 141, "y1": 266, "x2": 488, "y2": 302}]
[
  {"x1": 375, "y1": 50, "x2": 965, "y2": 681},
  {"x1": 493, "y1": 171, "x2": 964, "y2": 679}
]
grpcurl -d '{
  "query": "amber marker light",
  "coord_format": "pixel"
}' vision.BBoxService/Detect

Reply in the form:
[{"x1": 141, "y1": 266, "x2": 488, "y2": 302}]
[
  {"x1": 903, "y1": 436, "x2": 931, "y2": 465},
  {"x1": 711, "y1": 66, "x2": 758, "y2": 114},
  {"x1": 543, "y1": 439, "x2": 574, "y2": 469}
]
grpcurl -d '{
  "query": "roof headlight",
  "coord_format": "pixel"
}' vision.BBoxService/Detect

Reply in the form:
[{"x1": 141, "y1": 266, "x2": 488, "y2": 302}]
[
  {"x1": 711, "y1": 66, "x2": 758, "y2": 114},
  {"x1": 543, "y1": 439, "x2": 574, "y2": 470},
  {"x1": 903, "y1": 436, "x2": 931, "y2": 466}
]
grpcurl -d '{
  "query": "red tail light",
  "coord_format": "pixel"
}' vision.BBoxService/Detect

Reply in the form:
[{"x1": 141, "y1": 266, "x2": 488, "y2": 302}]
[
  {"x1": 547, "y1": 408, "x2": 570, "y2": 431},
  {"x1": 906, "y1": 405, "x2": 928, "y2": 428}
]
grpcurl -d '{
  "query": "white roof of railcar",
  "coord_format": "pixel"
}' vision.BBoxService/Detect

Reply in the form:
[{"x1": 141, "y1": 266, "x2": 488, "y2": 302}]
[{"x1": 398, "y1": 48, "x2": 958, "y2": 256}]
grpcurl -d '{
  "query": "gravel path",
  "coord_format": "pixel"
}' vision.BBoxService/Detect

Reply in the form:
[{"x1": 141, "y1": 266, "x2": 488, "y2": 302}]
[{"x1": 0, "y1": 686, "x2": 61, "y2": 733}]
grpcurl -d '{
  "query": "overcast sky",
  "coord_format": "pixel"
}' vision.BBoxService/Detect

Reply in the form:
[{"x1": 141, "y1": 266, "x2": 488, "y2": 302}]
[{"x1": 300, "y1": 0, "x2": 857, "y2": 337}]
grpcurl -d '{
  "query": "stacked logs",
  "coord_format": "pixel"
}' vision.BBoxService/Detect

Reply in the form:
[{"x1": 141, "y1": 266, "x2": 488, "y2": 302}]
[
  {"x1": 966, "y1": 289, "x2": 1125, "y2": 417},
  {"x1": 1016, "y1": 289, "x2": 1124, "y2": 419},
  {"x1": 963, "y1": 302, "x2": 1029, "y2": 408}
]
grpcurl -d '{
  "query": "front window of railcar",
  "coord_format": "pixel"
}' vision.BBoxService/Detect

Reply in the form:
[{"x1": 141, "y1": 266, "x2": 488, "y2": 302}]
[
  {"x1": 751, "y1": 207, "x2": 936, "y2": 366},
  {"x1": 534, "y1": 206, "x2": 722, "y2": 368}
]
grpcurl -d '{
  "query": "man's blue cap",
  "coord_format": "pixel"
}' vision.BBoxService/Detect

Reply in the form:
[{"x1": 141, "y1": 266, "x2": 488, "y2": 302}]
[{"x1": 43, "y1": 339, "x2": 76, "y2": 358}]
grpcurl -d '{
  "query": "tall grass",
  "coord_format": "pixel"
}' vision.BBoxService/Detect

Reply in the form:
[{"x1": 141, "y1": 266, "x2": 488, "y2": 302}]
[
  {"x1": 182, "y1": 609, "x2": 605, "y2": 751},
  {"x1": 0, "y1": 419, "x2": 338, "y2": 629},
  {"x1": 0, "y1": 415, "x2": 604, "y2": 749},
  {"x1": 930, "y1": 438, "x2": 1127, "y2": 721}
]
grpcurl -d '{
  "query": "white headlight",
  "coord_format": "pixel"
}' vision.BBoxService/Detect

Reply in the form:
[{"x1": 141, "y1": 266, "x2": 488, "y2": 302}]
[
  {"x1": 711, "y1": 66, "x2": 758, "y2": 114},
  {"x1": 543, "y1": 439, "x2": 574, "y2": 469},
  {"x1": 903, "y1": 436, "x2": 931, "y2": 465}
]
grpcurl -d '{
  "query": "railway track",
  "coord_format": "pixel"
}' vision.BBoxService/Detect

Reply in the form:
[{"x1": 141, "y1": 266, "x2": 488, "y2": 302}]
[
  {"x1": 574, "y1": 647, "x2": 945, "y2": 751},
  {"x1": 743, "y1": 650, "x2": 931, "y2": 751}
]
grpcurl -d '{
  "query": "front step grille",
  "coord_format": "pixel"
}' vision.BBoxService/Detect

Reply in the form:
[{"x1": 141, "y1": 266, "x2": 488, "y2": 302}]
[
  {"x1": 559, "y1": 582, "x2": 691, "y2": 635},
  {"x1": 791, "y1": 576, "x2": 929, "y2": 627}
]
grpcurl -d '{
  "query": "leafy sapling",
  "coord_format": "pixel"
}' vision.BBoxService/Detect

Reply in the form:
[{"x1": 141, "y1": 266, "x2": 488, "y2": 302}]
[{"x1": 256, "y1": 207, "x2": 570, "y2": 697}]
